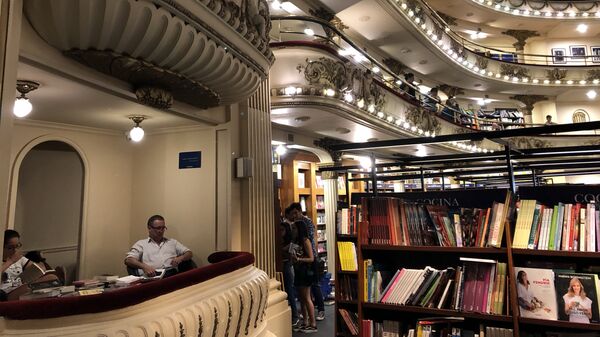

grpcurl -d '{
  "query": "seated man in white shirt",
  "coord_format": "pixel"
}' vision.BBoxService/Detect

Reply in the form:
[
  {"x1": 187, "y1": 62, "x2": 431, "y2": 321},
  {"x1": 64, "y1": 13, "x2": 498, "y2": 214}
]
[{"x1": 125, "y1": 215, "x2": 193, "y2": 276}]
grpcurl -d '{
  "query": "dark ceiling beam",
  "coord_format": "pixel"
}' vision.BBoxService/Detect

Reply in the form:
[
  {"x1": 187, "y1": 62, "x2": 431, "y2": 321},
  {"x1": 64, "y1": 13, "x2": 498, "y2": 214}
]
[{"x1": 328, "y1": 121, "x2": 600, "y2": 151}]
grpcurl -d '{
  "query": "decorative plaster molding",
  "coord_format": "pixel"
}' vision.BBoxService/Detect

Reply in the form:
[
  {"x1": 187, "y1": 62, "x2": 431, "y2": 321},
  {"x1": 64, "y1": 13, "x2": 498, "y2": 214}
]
[
  {"x1": 502, "y1": 30, "x2": 540, "y2": 50},
  {"x1": 405, "y1": 106, "x2": 442, "y2": 135},
  {"x1": 297, "y1": 57, "x2": 386, "y2": 110},
  {"x1": 314, "y1": 137, "x2": 347, "y2": 163},
  {"x1": 436, "y1": 11, "x2": 457, "y2": 26},
  {"x1": 507, "y1": 137, "x2": 551, "y2": 149},
  {"x1": 500, "y1": 64, "x2": 530, "y2": 78},
  {"x1": 438, "y1": 85, "x2": 464, "y2": 98},
  {"x1": 0, "y1": 266, "x2": 270, "y2": 337},
  {"x1": 547, "y1": 68, "x2": 568, "y2": 81},
  {"x1": 382, "y1": 58, "x2": 405, "y2": 76},
  {"x1": 509, "y1": 94, "x2": 548, "y2": 114},
  {"x1": 24, "y1": 0, "x2": 270, "y2": 107}
]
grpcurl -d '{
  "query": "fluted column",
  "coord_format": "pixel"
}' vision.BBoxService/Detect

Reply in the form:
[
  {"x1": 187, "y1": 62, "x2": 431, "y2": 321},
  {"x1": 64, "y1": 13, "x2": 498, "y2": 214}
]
[
  {"x1": 322, "y1": 169, "x2": 338, "y2": 275},
  {"x1": 239, "y1": 78, "x2": 276, "y2": 278},
  {"x1": 0, "y1": 0, "x2": 23, "y2": 227}
]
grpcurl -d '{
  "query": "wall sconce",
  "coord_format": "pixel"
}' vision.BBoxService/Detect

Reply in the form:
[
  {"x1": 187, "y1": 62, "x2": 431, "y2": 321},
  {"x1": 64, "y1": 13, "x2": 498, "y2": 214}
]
[
  {"x1": 14, "y1": 80, "x2": 39, "y2": 118},
  {"x1": 128, "y1": 116, "x2": 146, "y2": 142}
]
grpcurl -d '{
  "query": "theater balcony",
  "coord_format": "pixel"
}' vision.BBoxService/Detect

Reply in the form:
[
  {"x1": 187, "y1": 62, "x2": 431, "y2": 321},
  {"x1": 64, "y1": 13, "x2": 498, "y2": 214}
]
[{"x1": 0, "y1": 252, "x2": 278, "y2": 337}]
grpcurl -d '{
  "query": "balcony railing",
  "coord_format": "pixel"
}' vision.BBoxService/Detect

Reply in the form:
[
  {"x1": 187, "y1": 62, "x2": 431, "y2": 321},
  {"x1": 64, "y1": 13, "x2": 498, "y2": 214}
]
[
  {"x1": 270, "y1": 16, "x2": 534, "y2": 134},
  {"x1": 379, "y1": 0, "x2": 600, "y2": 85}
]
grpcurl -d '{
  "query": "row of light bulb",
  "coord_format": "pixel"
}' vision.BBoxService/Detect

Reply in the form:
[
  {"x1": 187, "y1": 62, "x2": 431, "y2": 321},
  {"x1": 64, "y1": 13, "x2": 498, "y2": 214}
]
[
  {"x1": 472, "y1": 0, "x2": 600, "y2": 18},
  {"x1": 398, "y1": 0, "x2": 600, "y2": 85},
  {"x1": 280, "y1": 85, "x2": 498, "y2": 153}
]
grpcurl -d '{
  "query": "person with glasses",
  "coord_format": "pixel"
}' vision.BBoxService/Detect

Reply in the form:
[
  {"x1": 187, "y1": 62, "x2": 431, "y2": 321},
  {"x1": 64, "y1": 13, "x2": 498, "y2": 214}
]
[
  {"x1": 1, "y1": 230, "x2": 29, "y2": 298},
  {"x1": 125, "y1": 215, "x2": 193, "y2": 277}
]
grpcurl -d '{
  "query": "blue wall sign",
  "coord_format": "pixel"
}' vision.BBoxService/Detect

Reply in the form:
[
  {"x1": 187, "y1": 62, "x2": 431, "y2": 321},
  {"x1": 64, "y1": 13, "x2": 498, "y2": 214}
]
[{"x1": 179, "y1": 151, "x2": 201, "y2": 169}]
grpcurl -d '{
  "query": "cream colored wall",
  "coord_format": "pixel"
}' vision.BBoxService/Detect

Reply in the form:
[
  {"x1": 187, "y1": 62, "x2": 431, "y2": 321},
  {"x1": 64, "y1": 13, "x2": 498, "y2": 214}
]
[
  {"x1": 9, "y1": 121, "x2": 133, "y2": 278},
  {"x1": 532, "y1": 102, "x2": 557, "y2": 125},
  {"x1": 555, "y1": 102, "x2": 599, "y2": 124},
  {"x1": 526, "y1": 39, "x2": 600, "y2": 65},
  {"x1": 14, "y1": 146, "x2": 82, "y2": 282},
  {"x1": 130, "y1": 127, "x2": 218, "y2": 266},
  {"x1": 566, "y1": 175, "x2": 600, "y2": 184}
]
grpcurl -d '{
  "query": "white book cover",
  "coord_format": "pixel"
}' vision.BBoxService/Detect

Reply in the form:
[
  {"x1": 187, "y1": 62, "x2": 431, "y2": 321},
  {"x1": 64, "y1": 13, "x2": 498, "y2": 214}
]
[
  {"x1": 399, "y1": 269, "x2": 422, "y2": 305},
  {"x1": 542, "y1": 208, "x2": 553, "y2": 250},
  {"x1": 514, "y1": 267, "x2": 558, "y2": 320},
  {"x1": 538, "y1": 208, "x2": 549, "y2": 250},
  {"x1": 580, "y1": 207, "x2": 587, "y2": 252},
  {"x1": 390, "y1": 269, "x2": 414, "y2": 305},
  {"x1": 403, "y1": 269, "x2": 428, "y2": 305},
  {"x1": 387, "y1": 269, "x2": 412, "y2": 304},
  {"x1": 588, "y1": 203, "x2": 596, "y2": 252}
]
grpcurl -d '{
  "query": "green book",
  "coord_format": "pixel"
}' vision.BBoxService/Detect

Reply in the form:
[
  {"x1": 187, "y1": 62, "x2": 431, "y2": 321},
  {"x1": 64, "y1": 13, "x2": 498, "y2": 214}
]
[
  {"x1": 548, "y1": 205, "x2": 559, "y2": 250},
  {"x1": 527, "y1": 204, "x2": 542, "y2": 249}
]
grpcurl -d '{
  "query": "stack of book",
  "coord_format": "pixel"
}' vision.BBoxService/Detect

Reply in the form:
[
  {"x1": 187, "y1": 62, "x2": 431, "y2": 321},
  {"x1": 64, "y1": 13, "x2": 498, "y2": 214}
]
[
  {"x1": 512, "y1": 200, "x2": 600, "y2": 251},
  {"x1": 376, "y1": 257, "x2": 507, "y2": 315},
  {"x1": 360, "y1": 318, "x2": 514, "y2": 337},
  {"x1": 338, "y1": 274, "x2": 358, "y2": 301},
  {"x1": 337, "y1": 205, "x2": 361, "y2": 235}
]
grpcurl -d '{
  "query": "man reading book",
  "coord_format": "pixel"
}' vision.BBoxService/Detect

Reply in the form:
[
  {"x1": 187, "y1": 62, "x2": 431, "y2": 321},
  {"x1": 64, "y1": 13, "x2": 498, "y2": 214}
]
[{"x1": 125, "y1": 215, "x2": 193, "y2": 277}]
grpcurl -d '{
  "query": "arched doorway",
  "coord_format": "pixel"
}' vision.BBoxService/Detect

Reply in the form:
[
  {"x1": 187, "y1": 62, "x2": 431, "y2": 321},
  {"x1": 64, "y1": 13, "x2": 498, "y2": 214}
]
[{"x1": 13, "y1": 141, "x2": 84, "y2": 284}]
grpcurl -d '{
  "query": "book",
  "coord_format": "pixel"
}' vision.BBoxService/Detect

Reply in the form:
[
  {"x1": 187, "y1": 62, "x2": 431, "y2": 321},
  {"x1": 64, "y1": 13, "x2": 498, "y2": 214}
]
[
  {"x1": 514, "y1": 267, "x2": 558, "y2": 320},
  {"x1": 554, "y1": 271, "x2": 599, "y2": 323},
  {"x1": 19, "y1": 262, "x2": 56, "y2": 285},
  {"x1": 297, "y1": 172, "x2": 305, "y2": 188}
]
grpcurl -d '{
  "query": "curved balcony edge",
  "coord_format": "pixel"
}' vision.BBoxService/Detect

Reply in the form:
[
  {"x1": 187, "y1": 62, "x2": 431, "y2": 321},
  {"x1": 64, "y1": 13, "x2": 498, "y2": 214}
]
[{"x1": 0, "y1": 252, "x2": 271, "y2": 337}]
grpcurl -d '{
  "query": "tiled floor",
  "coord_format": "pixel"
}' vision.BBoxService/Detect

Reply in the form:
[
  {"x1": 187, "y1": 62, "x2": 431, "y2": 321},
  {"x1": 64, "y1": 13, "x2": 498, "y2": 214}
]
[{"x1": 292, "y1": 302, "x2": 334, "y2": 337}]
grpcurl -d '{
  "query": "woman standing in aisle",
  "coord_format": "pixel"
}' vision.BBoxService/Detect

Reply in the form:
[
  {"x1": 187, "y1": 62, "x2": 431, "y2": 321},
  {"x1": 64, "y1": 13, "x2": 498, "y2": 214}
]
[{"x1": 291, "y1": 221, "x2": 318, "y2": 333}]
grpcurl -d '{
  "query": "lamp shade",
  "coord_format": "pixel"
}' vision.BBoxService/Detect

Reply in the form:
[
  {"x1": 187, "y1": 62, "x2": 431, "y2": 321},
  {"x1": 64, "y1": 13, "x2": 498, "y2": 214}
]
[
  {"x1": 13, "y1": 97, "x2": 32, "y2": 118},
  {"x1": 129, "y1": 126, "x2": 145, "y2": 142}
]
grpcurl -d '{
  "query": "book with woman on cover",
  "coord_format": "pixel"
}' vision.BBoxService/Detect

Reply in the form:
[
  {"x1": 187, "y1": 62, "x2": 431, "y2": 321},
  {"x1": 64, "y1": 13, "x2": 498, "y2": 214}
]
[
  {"x1": 555, "y1": 272, "x2": 599, "y2": 323},
  {"x1": 514, "y1": 267, "x2": 558, "y2": 320}
]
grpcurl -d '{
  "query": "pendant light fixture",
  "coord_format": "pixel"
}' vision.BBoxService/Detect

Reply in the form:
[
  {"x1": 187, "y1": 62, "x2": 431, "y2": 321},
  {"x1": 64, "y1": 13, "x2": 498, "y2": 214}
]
[
  {"x1": 128, "y1": 116, "x2": 146, "y2": 142},
  {"x1": 14, "y1": 80, "x2": 39, "y2": 118}
]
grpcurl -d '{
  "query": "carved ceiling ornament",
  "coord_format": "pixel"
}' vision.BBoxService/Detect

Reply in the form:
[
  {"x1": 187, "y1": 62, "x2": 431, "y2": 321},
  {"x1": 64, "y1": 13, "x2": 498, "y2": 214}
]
[
  {"x1": 509, "y1": 94, "x2": 548, "y2": 115},
  {"x1": 24, "y1": 0, "x2": 271, "y2": 106},
  {"x1": 382, "y1": 58, "x2": 405, "y2": 76},
  {"x1": 506, "y1": 137, "x2": 551, "y2": 149},
  {"x1": 547, "y1": 68, "x2": 568, "y2": 81},
  {"x1": 438, "y1": 84, "x2": 464, "y2": 97},
  {"x1": 502, "y1": 30, "x2": 539, "y2": 50},
  {"x1": 135, "y1": 87, "x2": 174, "y2": 109},
  {"x1": 314, "y1": 137, "x2": 347, "y2": 165},
  {"x1": 297, "y1": 57, "x2": 386, "y2": 110},
  {"x1": 67, "y1": 49, "x2": 220, "y2": 108},
  {"x1": 405, "y1": 106, "x2": 442, "y2": 135},
  {"x1": 436, "y1": 11, "x2": 457, "y2": 26},
  {"x1": 586, "y1": 69, "x2": 600, "y2": 81},
  {"x1": 500, "y1": 64, "x2": 529, "y2": 78},
  {"x1": 585, "y1": 138, "x2": 600, "y2": 146},
  {"x1": 475, "y1": 56, "x2": 489, "y2": 70}
]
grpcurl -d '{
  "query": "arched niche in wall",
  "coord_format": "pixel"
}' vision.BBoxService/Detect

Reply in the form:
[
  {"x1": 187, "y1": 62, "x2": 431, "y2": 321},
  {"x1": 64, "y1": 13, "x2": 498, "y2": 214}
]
[
  {"x1": 572, "y1": 109, "x2": 590, "y2": 123},
  {"x1": 10, "y1": 139, "x2": 87, "y2": 284}
]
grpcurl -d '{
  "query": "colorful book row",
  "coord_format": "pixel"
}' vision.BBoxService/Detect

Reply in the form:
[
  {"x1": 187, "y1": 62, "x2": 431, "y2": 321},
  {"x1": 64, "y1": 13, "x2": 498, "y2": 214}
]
[
  {"x1": 513, "y1": 201, "x2": 599, "y2": 252},
  {"x1": 337, "y1": 205, "x2": 361, "y2": 235},
  {"x1": 374, "y1": 258, "x2": 507, "y2": 316},
  {"x1": 360, "y1": 192, "x2": 510, "y2": 248}
]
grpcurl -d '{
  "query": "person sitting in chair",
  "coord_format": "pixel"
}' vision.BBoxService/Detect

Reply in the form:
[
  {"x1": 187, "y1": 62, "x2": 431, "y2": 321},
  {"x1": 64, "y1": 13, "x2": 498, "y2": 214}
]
[{"x1": 125, "y1": 215, "x2": 193, "y2": 277}]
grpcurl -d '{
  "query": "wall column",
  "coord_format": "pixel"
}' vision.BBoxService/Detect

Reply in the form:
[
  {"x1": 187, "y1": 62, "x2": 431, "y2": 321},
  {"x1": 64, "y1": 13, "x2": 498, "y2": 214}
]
[
  {"x1": 239, "y1": 78, "x2": 276, "y2": 278},
  {"x1": 322, "y1": 170, "x2": 338, "y2": 275},
  {"x1": 0, "y1": 0, "x2": 23, "y2": 228}
]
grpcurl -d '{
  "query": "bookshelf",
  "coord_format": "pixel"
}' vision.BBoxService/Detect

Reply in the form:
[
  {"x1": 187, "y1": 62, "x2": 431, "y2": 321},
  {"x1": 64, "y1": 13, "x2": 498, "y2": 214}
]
[{"x1": 333, "y1": 185, "x2": 600, "y2": 337}]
